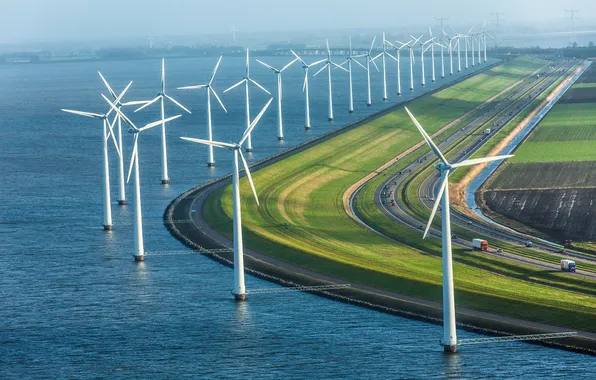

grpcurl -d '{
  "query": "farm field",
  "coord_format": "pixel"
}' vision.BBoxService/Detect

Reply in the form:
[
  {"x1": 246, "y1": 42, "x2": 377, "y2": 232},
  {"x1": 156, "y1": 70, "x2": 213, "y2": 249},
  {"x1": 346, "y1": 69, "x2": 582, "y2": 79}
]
[
  {"x1": 484, "y1": 61, "x2": 596, "y2": 242},
  {"x1": 202, "y1": 57, "x2": 596, "y2": 331}
]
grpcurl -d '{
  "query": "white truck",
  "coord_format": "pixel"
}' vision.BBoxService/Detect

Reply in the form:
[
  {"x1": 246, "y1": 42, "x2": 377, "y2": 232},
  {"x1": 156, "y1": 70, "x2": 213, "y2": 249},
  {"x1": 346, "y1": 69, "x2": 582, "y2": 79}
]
[
  {"x1": 484, "y1": 128, "x2": 491, "y2": 135},
  {"x1": 561, "y1": 260, "x2": 576, "y2": 272},
  {"x1": 472, "y1": 239, "x2": 488, "y2": 252}
]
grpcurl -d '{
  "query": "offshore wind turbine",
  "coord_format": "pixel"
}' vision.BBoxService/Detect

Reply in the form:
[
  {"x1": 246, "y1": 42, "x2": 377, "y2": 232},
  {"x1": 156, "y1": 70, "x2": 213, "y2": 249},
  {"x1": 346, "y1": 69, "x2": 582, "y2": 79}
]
[
  {"x1": 404, "y1": 107, "x2": 513, "y2": 353},
  {"x1": 98, "y1": 73, "x2": 149, "y2": 205},
  {"x1": 178, "y1": 56, "x2": 227, "y2": 167},
  {"x1": 224, "y1": 48, "x2": 272, "y2": 151},
  {"x1": 428, "y1": 27, "x2": 446, "y2": 82},
  {"x1": 256, "y1": 57, "x2": 298, "y2": 140},
  {"x1": 442, "y1": 30, "x2": 455, "y2": 75},
  {"x1": 313, "y1": 39, "x2": 348, "y2": 121},
  {"x1": 135, "y1": 58, "x2": 191, "y2": 184},
  {"x1": 408, "y1": 36, "x2": 422, "y2": 91},
  {"x1": 463, "y1": 26, "x2": 474, "y2": 70},
  {"x1": 62, "y1": 85, "x2": 131, "y2": 230},
  {"x1": 385, "y1": 40, "x2": 410, "y2": 95},
  {"x1": 104, "y1": 95, "x2": 181, "y2": 262},
  {"x1": 354, "y1": 36, "x2": 381, "y2": 107},
  {"x1": 471, "y1": 33, "x2": 476, "y2": 67},
  {"x1": 291, "y1": 50, "x2": 325, "y2": 129},
  {"x1": 380, "y1": 32, "x2": 391, "y2": 100},
  {"x1": 413, "y1": 35, "x2": 435, "y2": 87},
  {"x1": 181, "y1": 98, "x2": 273, "y2": 300},
  {"x1": 338, "y1": 37, "x2": 366, "y2": 113}
]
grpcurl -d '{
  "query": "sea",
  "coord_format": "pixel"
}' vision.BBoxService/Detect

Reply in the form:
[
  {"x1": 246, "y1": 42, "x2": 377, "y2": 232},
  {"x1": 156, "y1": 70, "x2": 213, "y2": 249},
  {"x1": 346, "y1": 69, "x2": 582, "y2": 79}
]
[{"x1": 1, "y1": 54, "x2": 594, "y2": 378}]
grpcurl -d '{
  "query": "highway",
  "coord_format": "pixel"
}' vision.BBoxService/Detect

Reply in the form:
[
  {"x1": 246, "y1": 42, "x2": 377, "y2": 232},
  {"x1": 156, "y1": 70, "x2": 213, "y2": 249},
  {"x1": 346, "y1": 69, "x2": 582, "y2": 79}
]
[{"x1": 351, "y1": 59, "x2": 596, "y2": 280}]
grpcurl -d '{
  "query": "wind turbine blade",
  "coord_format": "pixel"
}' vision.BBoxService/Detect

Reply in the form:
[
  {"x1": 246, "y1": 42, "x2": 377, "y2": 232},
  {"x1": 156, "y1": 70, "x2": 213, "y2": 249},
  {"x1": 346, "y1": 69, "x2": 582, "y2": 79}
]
[
  {"x1": 386, "y1": 54, "x2": 398, "y2": 62},
  {"x1": 106, "y1": 116, "x2": 121, "y2": 158},
  {"x1": 256, "y1": 59, "x2": 278, "y2": 72},
  {"x1": 369, "y1": 36, "x2": 377, "y2": 54},
  {"x1": 428, "y1": 26, "x2": 433, "y2": 38},
  {"x1": 326, "y1": 39, "x2": 330, "y2": 55},
  {"x1": 451, "y1": 155, "x2": 514, "y2": 168},
  {"x1": 313, "y1": 63, "x2": 329, "y2": 77},
  {"x1": 239, "y1": 150, "x2": 259, "y2": 206},
  {"x1": 281, "y1": 57, "x2": 298, "y2": 72},
  {"x1": 240, "y1": 97, "x2": 273, "y2": 146},
  {"x1": 122, "y1": 100, "x2": 152, "y2": 106},
  {"x1": 127, "y1": 134, "x2": 138, "y2": 184},
  {"x1": 106, "y1": 81, "x2": 133, "y2": 117},
  {"x1": 134, "y1": 95, "x2": 160, "y2": 112},
  {"x1": 468, "y1": 25, "x2": 475, "y2": 34},
  {"x1": 223, "y1": 79, "x2": 246, "y2": 93},
  {"x1": 161, "y1": 58, "x2": 165, "y2": 93},
  {"x1": 102, "y1": 94, "x2": 138, "y2": 130},
  {"x1": 210, "y1": 88, "x2": 228, "y2": 113},
  {"x1": 371, "y1": 54, "x2": 381, "y2": 71},
  {"x1": 98, "y1": 72, "x2": 117, "y2": 99},
  {"x1": 177, "y1": 84, "x2": 208, "y2": 90},
  {"x1": 290, "y1": 49, "x2": 307, "y2": 66},
  {"x1": 164, "y1": 94, "x2": 192, "y2": 114},
  {"x1": 180, "y1": 136, "x2": 235, "y2": 149},
  {"x1": 139, "y1": 114, "x2": 182, "y2": 132},
  {"x1": 385, "y1": 40, "x2": 398, "y2": 49},
  {"x1": 331, "y1": 62, "x2": 348, "y2": 72},
  {"x1": 62, "y1": 109, "x2": 103, "y2": 118},
  {"x1": 302, "y1": 73, "x2": 307, "y2": 92},
  {"x1": 249, "y1": 78, "x2": 271, "y2": 95},
  {"x1": 308, "y1": 58, "x2": 327, "y2": 68},
  {"x1": 353, "y1": 59, "x2": 367, "y2": 70},
  {"x1": 423, "y1": 175, "x2": 448, "y2": 239},
  {"x1": 404, "y1": 107, "x2": 448, "y2": 165},
  {"x1": 209, "y1": 55, "x2": 223, "y2": 85}
]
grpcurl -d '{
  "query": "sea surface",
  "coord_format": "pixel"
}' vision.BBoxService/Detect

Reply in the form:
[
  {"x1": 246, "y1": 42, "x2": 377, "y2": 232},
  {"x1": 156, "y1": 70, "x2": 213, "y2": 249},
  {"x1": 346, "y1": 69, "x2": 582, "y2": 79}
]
[{"x1": 1, "y1": 55, "x2": 594, "y2": 378}]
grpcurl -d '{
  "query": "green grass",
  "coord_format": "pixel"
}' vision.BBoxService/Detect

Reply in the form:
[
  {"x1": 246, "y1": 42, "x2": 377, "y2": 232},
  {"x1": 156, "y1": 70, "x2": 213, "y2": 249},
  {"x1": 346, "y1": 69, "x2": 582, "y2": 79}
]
[
  {"x1": 571, "y1": 82, "x2": 596, "y2": 88},
  {"x1": 511, "y1": 141, "x2": 596, "y2": 163},
  {"x1": 489, "y1": 161, "x2": 596, "y2": 189},
  {"x1": 202, "y1": 57, "x2": 596, "y2": 332}
]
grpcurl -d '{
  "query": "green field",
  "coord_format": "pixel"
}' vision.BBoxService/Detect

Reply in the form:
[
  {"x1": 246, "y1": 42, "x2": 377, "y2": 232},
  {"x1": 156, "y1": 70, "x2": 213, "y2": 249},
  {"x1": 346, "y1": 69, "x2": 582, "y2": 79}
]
[
  {"x1": 572, "y1": 82, "x2": 596, "y2": 88},
  {"x1": 489, "y1": 161, "x2": 596, "y2": 189},
  {"x1": 202, "y1": 57, "x2": 596, "y2": 332}
]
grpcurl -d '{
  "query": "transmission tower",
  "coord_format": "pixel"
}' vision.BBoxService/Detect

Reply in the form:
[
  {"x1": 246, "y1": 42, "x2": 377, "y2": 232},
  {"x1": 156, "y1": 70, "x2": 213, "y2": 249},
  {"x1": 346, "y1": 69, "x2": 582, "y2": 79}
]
[
  {"x1": 490, "y1": 12, "x2": 504, "y2": 30},
  {"x1": 565, "y1": 9, "x2": 580, "y2": 44},
  {"x1": 434, "y1": 16, "x2": 450, "y2": 31}
]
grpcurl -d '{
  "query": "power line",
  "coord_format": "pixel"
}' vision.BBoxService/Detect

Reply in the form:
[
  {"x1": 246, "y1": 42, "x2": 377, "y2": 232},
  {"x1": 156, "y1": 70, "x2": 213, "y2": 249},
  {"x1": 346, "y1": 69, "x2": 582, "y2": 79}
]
[
  {"x1": 565, "y1": 9, "x2": 580, "y2": 43},
  {"x1": 490, "y1": 12, "x2": 504, "y2": 29},
  {"x1": 434, "y1": 16, "x2": 450, "y2": 31}
]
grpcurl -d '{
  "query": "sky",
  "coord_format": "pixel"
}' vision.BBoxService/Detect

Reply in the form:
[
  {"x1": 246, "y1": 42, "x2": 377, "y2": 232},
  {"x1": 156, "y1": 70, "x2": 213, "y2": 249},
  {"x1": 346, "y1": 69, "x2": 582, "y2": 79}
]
[{"x1": 1, "y1": 0, "x2": 595, "y2": 44}]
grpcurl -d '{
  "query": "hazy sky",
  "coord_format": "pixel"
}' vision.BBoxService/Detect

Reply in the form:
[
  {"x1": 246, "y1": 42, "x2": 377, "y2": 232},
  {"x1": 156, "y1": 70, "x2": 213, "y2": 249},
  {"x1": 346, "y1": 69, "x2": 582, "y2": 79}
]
[{"x1": 1, "y1": 0, "x2": 594, "y2": 43}]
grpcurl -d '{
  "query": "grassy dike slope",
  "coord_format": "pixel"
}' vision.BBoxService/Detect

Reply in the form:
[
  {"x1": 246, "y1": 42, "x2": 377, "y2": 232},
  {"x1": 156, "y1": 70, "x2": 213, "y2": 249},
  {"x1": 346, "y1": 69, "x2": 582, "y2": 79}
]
[{"x1": 203, "y1": 57, "x2": 596, "y2": 331}]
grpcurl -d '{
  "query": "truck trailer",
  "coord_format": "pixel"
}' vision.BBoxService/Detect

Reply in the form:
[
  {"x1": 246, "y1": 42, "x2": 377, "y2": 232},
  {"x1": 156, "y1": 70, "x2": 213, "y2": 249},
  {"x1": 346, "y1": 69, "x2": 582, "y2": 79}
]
[
  {"x1": 472, "y1": 239, "x2": 488, "y2": 251},
  {"x1": 561, "y1": 260, "x2": 576, "y2": 272}
]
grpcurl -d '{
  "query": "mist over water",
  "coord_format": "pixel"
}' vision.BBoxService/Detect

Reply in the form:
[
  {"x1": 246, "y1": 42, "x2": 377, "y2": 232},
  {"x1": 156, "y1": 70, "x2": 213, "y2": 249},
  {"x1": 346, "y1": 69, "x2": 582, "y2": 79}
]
[{"x1": 1, "y1": 56, "x2": 594, "y2": 378}]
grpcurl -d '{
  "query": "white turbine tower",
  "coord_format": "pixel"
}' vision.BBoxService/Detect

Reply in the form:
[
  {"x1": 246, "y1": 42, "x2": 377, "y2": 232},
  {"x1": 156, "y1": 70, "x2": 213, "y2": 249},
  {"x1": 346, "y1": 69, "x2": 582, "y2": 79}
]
[
  {"x1": 135, "y1": 58, "x2": 191, "y2": 184},
  {"x1": 98, "y1": 73, "x2": 150, "y2": 205},
  {"x1": 354, "y1": 36, "x2": 381, "y2": 107},
  {"x1": 181, "y1": 98, "x2": 273, "y2": 300},
  {"x1": 104, "y1": 95, "x2": 181, "y2": 262},
  {"x1": 428, "y1": 27, "x2": 446, "y2": 82},
  {"x1": 451, "y1": 30, "x2": 462, "y2": 73},
  {"x1": 61, "y1": 84, "x2": 131, "y2": 230},
  {"x1": 442, "y1": 30, "x2": 456, "y2": 75},
  {"x1": 412, "y1": 35, "x2": 435, "y2": 87},
  {"x1": 407, "y1": 36, "x2": 422, "y2": 91},
  {"x1": 313, "y1": 39, "x2": 348, "y2": 121},
  {"x1": 231, "y1": 25, "x2": 239, "y2": 42},
  {"x1": 463, "y1": 26, "x2": 474, "y2": 70},
  {"x1": 471, "y1": 33, "x2": 476, "y2": 67},
  {"x1": 178, "y1": 56, "x2": 227, "y2": 167},
  {"x1": 338, "y1": 37, "x2": 367, "y2": 113},
  {"x1": 404, "y1": 107, "x2": 513, "y2": 353},
  {"x1": 224, "y1": 48, "x2": 272, "y2": 152},
  {"x1": 291, "y1": 50, "x2": 326, "y2": 129},
  {"x1": 385, "y1": 40, "x2": 410, "y2": 95},
  {"x1": 256, "y1": 57, "x2": 298, "y2": 140},
  {"x1": 380, "y1": 32, "x2": 391, "y2": 100}
]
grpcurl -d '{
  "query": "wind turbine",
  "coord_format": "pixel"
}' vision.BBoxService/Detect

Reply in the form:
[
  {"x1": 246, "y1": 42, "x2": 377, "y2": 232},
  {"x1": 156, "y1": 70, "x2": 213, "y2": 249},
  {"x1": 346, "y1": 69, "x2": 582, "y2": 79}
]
[
  {"x1": 61, "y1": 84, "x2": 131, "y2": 230},
  {"x1": 380, "y1": 32, "x2": 392, "y2": 100},
  {"x1": 404, "y1": 107, "x2": 513, "y2": 353},
  {"x1": 428, "y1": 27, "x2": 446, "y2": 82},
  {"x1": 338, "y1": 37, "x2": 367, "y2": 113},
  {"x1": 451, "y1": 29, "x2": 463, "y2": 72},
  {"x1": 385, "y1": 40, "x2": 410, "y2": 95},
  {"x1": 104, "y1": 95, "x2": 181, "y2": 262},
  {"x1": 482, "y1": 26, "x2": 494, "y2": 63},
  {"x1": 256, "y1": 57, "x2": 298, "y2": 140},
  {"x1": 442, "y1": 29, "x2": 456, "y2": 75},
  {"x1": 470, "y1": 33, "x2": 476, "y2": 67},
  {"x1": 148, "y1": 34, "x2": 154, "y2": 49},
  {"x1": 180, "y1": 98, "x2": 273, "y2": 300},
  {"x1": 231, "y1": 25, "x2": 239, "y2": 42},
  {"x1": 354, "y1": 36, "x2": 381, "y2": 107},
  {"x1": 98, "y1": 73, "x2": 150, "y2": 205},
  {"x1": 407, "y1": 36, "x2": 422, "y2": 91},
  {"x1": 463, "y1": 26, "x2": 474, "y2": 70},
  {"x1": 224, "y1": 48, "x2": 272, "y2": 152},
  {"x1": 135, "y1": 58, "x2": 191, "y2": 184},
  {"x1": 412, "y1": 34, "x2": 435, "y2": 87},
  {"x1": 178, "y1": 56, "x2": 227, "y2": 167},
  {"x1": 313, "y1": 39, "x2": 348, "y2": 121},
  {"x1": 291, "y1": 50, "x2": 326, "y2": 129}
]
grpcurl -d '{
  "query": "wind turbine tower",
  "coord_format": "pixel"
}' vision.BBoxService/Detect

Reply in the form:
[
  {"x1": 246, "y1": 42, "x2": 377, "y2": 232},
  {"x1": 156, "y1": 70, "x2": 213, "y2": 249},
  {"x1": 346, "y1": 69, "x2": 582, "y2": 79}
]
[
  {"x1": 404, "y1": 107, "x2": 513, "y2": 353},
  {"x1": 231, "y1": 25, "x2": 239, "y2": 42}
]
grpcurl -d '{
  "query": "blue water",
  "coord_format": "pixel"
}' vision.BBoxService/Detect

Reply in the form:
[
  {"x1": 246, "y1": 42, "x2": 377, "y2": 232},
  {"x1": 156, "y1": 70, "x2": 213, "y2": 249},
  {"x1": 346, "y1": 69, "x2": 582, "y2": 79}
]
[{"x1": 1, "y1": 56, "x2": 594, "y2": 378}]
